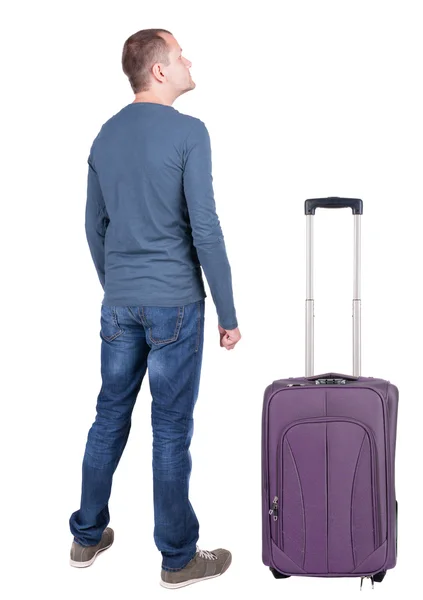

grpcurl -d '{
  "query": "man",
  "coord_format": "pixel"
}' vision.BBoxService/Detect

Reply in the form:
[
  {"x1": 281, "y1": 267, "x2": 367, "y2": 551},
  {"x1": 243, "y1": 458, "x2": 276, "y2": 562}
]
[{"x1": 69, "y1": 28, "x2": 241, "y2": 589}]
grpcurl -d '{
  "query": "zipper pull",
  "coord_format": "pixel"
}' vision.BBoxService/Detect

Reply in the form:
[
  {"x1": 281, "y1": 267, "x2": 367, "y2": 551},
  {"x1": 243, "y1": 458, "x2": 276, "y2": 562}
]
[{"x1": 269, "y1": 496, "x2": 279, "y2": 520}]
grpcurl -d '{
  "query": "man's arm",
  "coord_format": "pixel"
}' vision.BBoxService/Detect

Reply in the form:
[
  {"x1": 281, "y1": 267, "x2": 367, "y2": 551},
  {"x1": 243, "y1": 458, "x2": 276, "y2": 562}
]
[
  {"x1": 85, "y1": 154, "x2": 109, "y2": 290},
  {"x1": 183, "y1": 120, "x2": 238, "y2": 330}
]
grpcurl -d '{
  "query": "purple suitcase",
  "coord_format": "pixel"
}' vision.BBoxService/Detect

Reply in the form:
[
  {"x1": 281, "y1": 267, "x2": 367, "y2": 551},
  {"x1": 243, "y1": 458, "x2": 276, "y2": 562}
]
[{"x1": 261, "y1": 198, "x2": 398, "y2": 589}]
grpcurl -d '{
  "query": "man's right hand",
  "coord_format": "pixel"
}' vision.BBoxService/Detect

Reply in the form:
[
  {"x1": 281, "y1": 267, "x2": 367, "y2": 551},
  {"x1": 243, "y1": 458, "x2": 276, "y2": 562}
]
[{"x1": 218, "y1": 324, "x2": 241, "y2": 350}]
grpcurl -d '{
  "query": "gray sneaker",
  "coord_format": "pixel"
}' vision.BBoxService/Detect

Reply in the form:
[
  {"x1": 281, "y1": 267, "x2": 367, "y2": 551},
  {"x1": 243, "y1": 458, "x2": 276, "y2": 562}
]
[
  {"x1": 160, "y1": 545, "x2": 232, "y2": 589},
  {"x1": 69, "y1": 527, "x2": 114, "y2": 568}
]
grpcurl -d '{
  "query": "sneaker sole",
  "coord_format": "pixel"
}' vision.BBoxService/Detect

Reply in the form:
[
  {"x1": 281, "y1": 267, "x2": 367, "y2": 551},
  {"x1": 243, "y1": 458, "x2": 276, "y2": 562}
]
[
  {"x1": 69, "y1": 541, "x2": 113, "y2": 568},
  {"x1": 160, "y1": 554, "x2": 232, "y2": 589},
  {"x1": 160, "y1": 573, "x2": 221, "y2": 589}
]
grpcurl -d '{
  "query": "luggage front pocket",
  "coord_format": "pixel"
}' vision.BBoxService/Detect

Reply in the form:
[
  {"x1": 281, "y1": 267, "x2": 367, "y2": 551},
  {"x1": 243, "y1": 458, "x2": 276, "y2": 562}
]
[{"x1": 274, "y1": 416, "x2": 380, "y2": 574}]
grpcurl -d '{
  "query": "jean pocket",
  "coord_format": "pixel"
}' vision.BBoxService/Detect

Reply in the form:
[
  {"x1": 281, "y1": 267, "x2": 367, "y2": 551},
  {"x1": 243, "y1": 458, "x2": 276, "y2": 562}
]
[
  {"x1": 100, "y1": 305, "x2": 124, "y2": 342},
  {"x1": 141, "y1": 305, "x2": 184, "y2": 345}
]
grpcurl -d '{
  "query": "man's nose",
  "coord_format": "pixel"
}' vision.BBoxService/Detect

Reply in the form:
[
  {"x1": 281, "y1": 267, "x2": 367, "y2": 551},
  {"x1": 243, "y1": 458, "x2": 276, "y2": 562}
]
[{"x1": 184, "y1": 57, "x2": 192, "y2": 68}]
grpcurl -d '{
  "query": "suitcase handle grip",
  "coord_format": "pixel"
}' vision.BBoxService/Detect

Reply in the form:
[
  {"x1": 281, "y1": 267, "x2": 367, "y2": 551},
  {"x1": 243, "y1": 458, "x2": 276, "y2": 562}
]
[{"x1": 304, "y1": 197, "x2": 363, "y2": 215}]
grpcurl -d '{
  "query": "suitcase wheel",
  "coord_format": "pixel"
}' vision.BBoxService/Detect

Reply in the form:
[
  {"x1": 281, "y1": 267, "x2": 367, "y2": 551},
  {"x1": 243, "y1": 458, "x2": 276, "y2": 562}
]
[
  {"x1": 270, "y1": 567, "x2": 291, "y2": 579},
  {"x1": 372, "y1": 570, "x2": 386, "y2": 583}
]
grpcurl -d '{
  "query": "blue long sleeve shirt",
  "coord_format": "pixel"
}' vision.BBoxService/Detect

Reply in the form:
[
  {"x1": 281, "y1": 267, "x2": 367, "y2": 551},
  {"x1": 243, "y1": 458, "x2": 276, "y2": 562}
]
[{"x1": 85, "y1": 101, "x2": 238, "y2": 330}]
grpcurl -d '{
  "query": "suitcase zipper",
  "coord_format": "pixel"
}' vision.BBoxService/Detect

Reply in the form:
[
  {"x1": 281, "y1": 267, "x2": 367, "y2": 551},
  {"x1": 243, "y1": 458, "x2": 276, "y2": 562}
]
[
  {"x1": 269, "y1": 496, "x2": 279, "y2": 546},
  {"x1": 269, "y1": 496, "x2": 279, "y2": 519}
]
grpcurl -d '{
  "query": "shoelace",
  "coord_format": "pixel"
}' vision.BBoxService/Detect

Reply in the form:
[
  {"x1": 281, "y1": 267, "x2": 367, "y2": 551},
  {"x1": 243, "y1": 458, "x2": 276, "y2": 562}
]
[{"x1": 196, "y1": 545, "x2": 217, "y2": 560}]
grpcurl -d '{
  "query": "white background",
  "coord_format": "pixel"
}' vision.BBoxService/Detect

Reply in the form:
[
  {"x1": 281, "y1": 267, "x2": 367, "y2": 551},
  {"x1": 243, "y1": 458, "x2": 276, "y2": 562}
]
[{"x1": 2, "y1": 0, "x2": 421, "y2": 598}]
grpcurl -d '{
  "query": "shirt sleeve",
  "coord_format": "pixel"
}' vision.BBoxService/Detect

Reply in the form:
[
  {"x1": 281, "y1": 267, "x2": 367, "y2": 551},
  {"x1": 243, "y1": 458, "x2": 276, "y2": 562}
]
[
  {"x1": 182, "y1": 120, "x2": 238, "y2": 330},
  {"x1": 85, "y1": 153, "x2": 109, "y2": 290}
]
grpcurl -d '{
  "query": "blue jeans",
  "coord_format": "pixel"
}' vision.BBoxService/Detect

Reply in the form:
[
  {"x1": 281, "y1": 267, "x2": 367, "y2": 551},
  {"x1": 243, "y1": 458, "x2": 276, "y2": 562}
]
[{"x1": 69, "y1": 299, "x2": 205, "y2": 571}]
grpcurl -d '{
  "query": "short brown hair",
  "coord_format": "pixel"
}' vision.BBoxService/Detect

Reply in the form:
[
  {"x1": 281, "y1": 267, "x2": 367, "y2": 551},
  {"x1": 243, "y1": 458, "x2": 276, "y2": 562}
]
[{"x1": 122, "y1": 28, "x2": 173, "y2": 93}]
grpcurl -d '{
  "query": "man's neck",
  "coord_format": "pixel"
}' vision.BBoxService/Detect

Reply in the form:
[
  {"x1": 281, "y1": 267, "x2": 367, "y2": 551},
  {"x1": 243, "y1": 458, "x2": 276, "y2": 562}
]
[{"x1": 132, "y1": 92, "x2": 174, "y2": 106}]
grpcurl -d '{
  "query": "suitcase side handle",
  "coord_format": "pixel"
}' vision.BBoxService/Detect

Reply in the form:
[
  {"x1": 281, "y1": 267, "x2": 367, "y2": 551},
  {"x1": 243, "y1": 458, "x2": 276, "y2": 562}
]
[{"x1": 305, "y1": 197, "x2": 363, "y2": 215}]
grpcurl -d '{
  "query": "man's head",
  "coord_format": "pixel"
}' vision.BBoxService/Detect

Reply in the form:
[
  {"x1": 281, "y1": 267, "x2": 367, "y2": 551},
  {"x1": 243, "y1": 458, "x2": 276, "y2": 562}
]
[{"x1": 122, "y1": 29, "x2": 195, "y2": 104}]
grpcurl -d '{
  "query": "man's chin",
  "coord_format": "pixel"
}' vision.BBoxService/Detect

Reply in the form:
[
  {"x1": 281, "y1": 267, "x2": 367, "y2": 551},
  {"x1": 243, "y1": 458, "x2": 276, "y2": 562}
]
[{"x1": 179, "y1": 81, "x2": 196, "y2": 96}]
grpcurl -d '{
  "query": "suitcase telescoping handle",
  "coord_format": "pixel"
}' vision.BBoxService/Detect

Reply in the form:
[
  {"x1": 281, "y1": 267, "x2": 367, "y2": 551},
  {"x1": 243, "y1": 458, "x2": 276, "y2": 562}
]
[{"x1": 304, "y1": 197, "x2": 363, "y2": 378}]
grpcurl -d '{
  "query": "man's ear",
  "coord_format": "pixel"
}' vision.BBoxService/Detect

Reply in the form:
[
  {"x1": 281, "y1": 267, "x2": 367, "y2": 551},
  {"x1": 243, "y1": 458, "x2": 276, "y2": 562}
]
[{"x1": 151, "y1": 62, "x2": 166, "y2": 83}]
